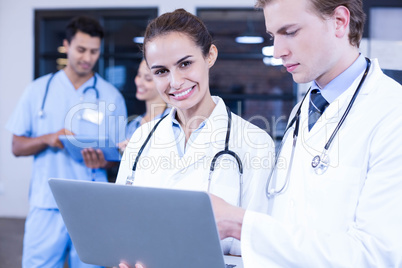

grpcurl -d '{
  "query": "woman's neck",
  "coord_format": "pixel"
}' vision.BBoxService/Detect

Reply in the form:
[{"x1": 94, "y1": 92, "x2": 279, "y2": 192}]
[{"x1": 176, "y1": 94, "x2": 216, "y2": 142}]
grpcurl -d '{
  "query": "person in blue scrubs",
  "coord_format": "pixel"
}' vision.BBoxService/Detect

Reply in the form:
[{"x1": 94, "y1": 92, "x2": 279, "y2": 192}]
[
  {"x1": 6, "y1": 16, "x2": 127, "y2": 267},
  {"x1": 118, "y1": 59, "x2": 170, "y2": 152}
]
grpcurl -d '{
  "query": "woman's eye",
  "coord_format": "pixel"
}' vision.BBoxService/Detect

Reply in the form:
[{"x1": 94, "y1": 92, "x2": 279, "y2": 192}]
[
  {"x1": 180, "y1": 61, "x2": 192, "y2": 68},
  {"x1": 155, "y1": 69, "x2": 168, "y2": 75}
]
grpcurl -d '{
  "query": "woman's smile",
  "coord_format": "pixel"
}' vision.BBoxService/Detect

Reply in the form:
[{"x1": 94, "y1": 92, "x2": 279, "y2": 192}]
[{"x1": 170, "y1": 85, "x2": 196, "y2": 100}]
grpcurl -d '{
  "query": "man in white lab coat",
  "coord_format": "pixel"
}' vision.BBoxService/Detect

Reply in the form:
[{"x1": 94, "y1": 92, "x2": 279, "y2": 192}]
[{"x1": 211, "y1": 0, "x2": 402, "y2": 267}]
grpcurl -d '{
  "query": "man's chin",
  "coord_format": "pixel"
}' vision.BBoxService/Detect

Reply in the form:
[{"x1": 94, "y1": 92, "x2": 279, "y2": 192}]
[
  {"x1": 77, "y1": 70, "x2": 93, "y2": 77},
  {"x1": 292, "y1": 74, "x2": 311, "y2": 85}
]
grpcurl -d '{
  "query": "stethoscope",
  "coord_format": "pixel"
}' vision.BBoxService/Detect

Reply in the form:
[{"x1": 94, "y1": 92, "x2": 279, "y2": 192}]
[
  {"x1": 266, "y1": 58, "x2": 371, "y2": 198},
  {"x1": 38, "y1": 72, "x2": 99, "y2": 118},
  {"x1": 125, "y1": 106, "x2": 244, "y2": 207}
]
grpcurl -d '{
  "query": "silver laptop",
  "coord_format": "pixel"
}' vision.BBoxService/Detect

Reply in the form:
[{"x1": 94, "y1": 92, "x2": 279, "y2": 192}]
[{"x1": 48, "y1": 178, "x2": 243, "y2": 268}]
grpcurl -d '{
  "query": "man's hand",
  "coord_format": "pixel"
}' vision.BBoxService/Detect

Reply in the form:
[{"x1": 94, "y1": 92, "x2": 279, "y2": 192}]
[
  {"x1": 11, "y1": 128, "x2": 74, "y2": 156},
  {"x1": 81, "y1": 148, "x2": 108, "y2": 169},
  {"x1": 209, "y1": 194, "x2": 245, "y2": 240},
  {"x1": 42, "y1": 128, "x2": 74, "y2": 149}
]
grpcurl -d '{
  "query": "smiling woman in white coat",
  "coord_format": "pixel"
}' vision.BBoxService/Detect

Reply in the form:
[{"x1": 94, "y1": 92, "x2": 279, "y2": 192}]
[{"x1": 115, "y1": 8, "x2": 275, "y2": 256}]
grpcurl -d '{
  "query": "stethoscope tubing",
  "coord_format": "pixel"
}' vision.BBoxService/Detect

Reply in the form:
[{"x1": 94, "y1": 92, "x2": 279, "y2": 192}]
[
  {"x1": 129, "y1": 105, "x2": 244, "y2": 206},
  {"x1": 39, "y1": 72, "x2": 99, "y2": 117},
  {"x1": 323, "y1": 58, "x2": 371, "y2": 150},
  {"x1": 208, "y1": 106, "x2": 243, "y2": 206},
  {"x1": 266, "y1": 58, "x2": 371, "y2": 198}
]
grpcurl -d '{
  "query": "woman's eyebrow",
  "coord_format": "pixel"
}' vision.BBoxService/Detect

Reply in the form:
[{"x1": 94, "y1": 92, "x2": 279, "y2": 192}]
[
  {"x1": 150, "y1": 55, "x2": 193, "y2": 70},
  {"x1": 174, "y1": 55, "x2": 192, "y2": 66}
]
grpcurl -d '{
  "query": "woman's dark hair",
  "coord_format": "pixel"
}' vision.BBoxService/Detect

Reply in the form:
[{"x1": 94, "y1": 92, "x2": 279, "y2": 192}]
[
  {"x1": 143, "y1": 9, "x2": 213, "y2": 59},
  {"x1": 65, "y1": 16, "x2": 104, "y2": 43}
]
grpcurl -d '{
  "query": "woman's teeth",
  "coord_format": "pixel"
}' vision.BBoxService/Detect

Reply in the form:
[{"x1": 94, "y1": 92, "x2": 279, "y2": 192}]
[{"x1": 174, "y1": 87, "x2": 193, "y2": 97}]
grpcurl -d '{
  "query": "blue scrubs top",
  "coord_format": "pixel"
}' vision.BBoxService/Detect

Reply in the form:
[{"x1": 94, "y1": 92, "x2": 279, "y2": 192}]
[{"x1": 6, "y1": 70, "x2": 127, "y2": 209}]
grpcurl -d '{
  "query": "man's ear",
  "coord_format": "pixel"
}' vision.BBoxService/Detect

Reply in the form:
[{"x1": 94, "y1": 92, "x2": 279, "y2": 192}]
[
  {"x1": 207, "y1": 44, "x2": 218, "y2": 68},
  {"x1": 333, "y1": 6, "x2": 350, "y2": 39},
  {"x1": 63, "y1": 39, "x2": 70, "y2": 52}
]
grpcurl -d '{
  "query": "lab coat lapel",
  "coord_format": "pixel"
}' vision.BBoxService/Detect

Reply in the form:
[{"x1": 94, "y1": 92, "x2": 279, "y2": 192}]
[
  {"x1": 151, "y1": 112, "x2": 183, "y2": 173},
  {"x1": 178, "y1": 97, "x2": 228, "y2": 172},
  {"x1": 301, "y1": 95, "x2": 347, "y2": 147},
  {"x1": 302, "y1": 67, "x2": 373, "y2": 146}
]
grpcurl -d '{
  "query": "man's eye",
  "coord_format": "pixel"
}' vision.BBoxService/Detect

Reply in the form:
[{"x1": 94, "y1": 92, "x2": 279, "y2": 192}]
[{"x1": 286, "y1": 30, "x2": 298, "y2": 36}]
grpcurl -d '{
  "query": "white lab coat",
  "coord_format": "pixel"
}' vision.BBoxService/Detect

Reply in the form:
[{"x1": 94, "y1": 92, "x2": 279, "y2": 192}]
[
  {"x1": 242, "y1": 59, "x2": 402, "y2": 267},
  {"x1": 116, "y1": 96, "x2": 274, "y2": 255}
]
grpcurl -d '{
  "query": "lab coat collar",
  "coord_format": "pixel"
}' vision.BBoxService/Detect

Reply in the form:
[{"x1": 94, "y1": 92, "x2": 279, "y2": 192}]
[
  {"x1": 153, "y1": 96, "x2": 229, "y2": 172},
  {"x1": 157, "y1": 96, "x2": 229, "y2": 145},
  {"x1": 194, "y1": 96, "x2": 230, "y2": 145},
  {"x1": 302, "y1": 58, "x2": 380, "y2": 144}
]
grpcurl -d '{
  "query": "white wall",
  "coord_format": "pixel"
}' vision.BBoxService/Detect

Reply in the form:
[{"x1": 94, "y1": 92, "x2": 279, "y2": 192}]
[{"x1": 0, "y1": 0, "x2": 256, "y2": 218}]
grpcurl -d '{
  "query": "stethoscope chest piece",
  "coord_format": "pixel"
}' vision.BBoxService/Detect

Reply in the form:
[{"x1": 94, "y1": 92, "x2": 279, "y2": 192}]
[
  {"x1": 311, "y1": 155, "x2": 321, "y2": 168},
  {"x1": 311, "y1": 152, "x2": 329, "y2": 175},
  {"x1": 38, "y1": 110, "x2": 45, "y2": 118}
]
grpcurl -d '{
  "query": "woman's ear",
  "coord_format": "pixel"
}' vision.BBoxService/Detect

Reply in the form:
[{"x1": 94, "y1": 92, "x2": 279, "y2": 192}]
[
  {"x1": 207, "y1": 44, "x2": 218, "y2": 68},
  {"x1": 333, "y1": 5, "x2": 350, "y2": 39}
]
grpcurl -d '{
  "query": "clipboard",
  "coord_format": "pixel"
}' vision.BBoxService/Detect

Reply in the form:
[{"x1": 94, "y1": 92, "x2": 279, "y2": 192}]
[{"x1": 59, "y1": 135, "x2": 121, "y2": 162}]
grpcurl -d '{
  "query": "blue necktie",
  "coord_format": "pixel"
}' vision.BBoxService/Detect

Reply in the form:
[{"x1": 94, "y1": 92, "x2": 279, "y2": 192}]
[{"x1": 308, "y1": 89, "x2": 329, "y2": 131}]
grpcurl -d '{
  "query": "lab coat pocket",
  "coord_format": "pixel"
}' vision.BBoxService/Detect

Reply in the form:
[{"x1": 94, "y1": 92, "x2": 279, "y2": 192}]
[
  {"x1": 306, "y1": 165, "x2": 363, "y2": 230},
  {"x1": 208, "y1": 157, "x2": 241, "y2": 207}
]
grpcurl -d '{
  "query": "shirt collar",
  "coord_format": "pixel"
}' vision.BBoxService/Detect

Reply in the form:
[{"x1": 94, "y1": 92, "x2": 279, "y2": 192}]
[
  {"x1": 312, "y1": 54, "x2": 367, "y2": 103},
  {"x1": 170, "y1": 98, "x2": 221, "y2": 132}
]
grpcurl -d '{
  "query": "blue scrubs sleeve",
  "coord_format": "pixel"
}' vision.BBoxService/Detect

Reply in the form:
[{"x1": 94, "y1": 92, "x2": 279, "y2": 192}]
[
  {"x1": 6, "y1": 84, "x2": 35, "y2": 136},
  {"x1": 113, "y1": 94, "x2": 128, "y2": 143}
]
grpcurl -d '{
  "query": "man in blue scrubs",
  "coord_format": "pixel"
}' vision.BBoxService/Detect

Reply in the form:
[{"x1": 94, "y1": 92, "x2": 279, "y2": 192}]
[{"x1": 6, "y1": 16, "x2": 127, "y2": 267}]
